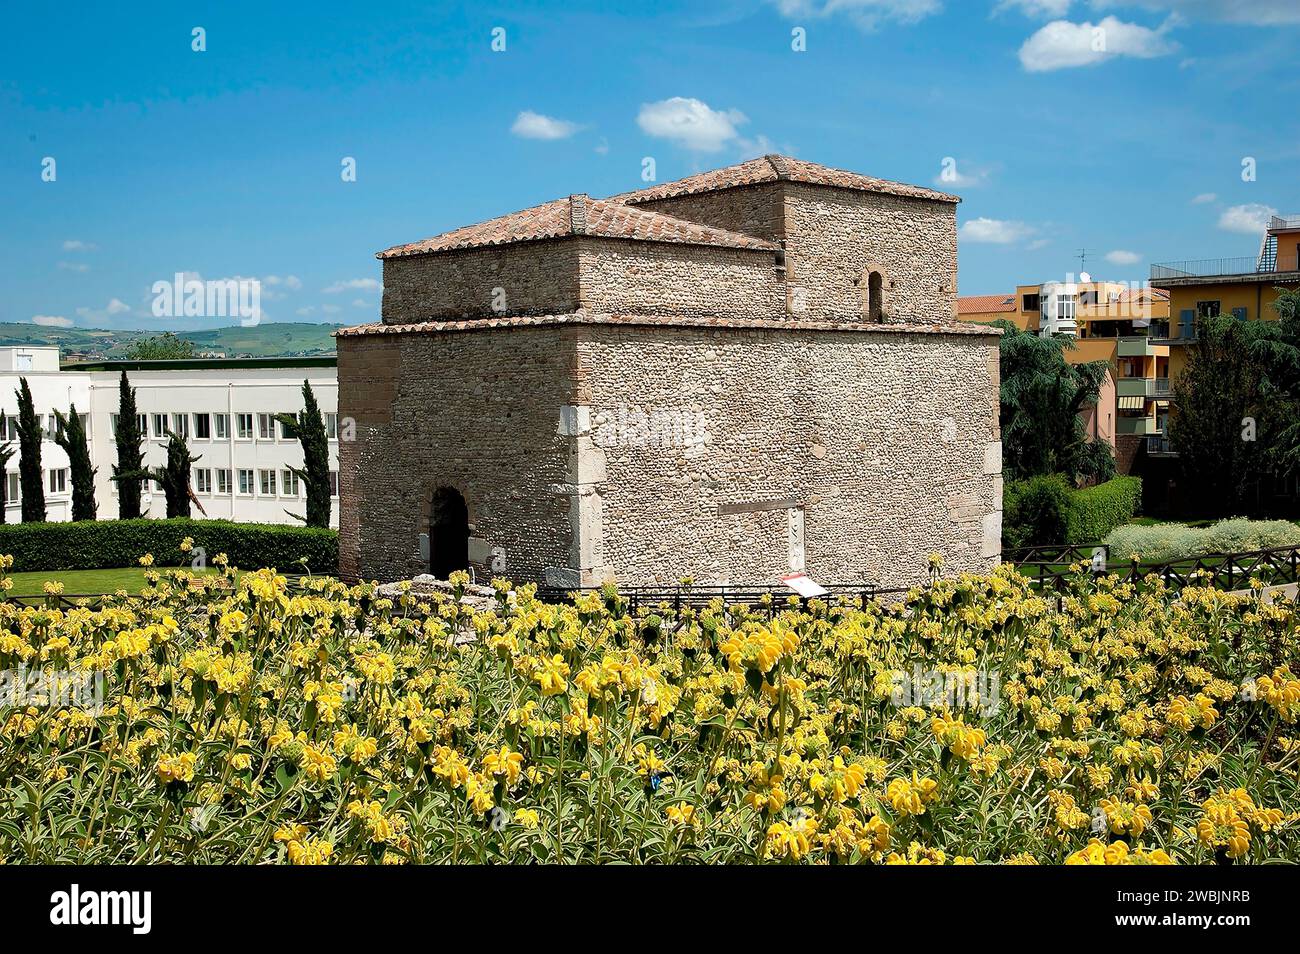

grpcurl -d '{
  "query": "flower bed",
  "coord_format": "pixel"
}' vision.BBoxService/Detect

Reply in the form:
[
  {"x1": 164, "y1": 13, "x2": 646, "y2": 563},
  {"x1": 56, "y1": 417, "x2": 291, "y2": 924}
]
[{"x1": 2, "y1": 557, "x2": 1298, "y2": 864}]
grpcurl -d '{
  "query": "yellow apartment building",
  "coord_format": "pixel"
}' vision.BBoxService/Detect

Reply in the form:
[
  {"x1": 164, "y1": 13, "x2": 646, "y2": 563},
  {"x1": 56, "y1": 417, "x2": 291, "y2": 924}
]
[
  {"x1": 1150, "y1": 214, "x2": 1300, "y2": 381},
  {"x1": 959, "y1": 278, "x2": 1172, "y2": 466}
]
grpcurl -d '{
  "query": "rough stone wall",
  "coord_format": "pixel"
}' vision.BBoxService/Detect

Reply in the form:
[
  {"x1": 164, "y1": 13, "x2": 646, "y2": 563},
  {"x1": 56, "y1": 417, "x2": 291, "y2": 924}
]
[
  {"x1": 381, "y1": 239, "x2": 580, "y2": 323},
  {"x1": 631, "y1": 183, "x2": 785, "y2": 244},
  {"x1": 337, "y1": 328, "x2": 579, "y2": 583},
  {"x1": 568, "y1": 323, "x2": 999, "y2": 588},
  {"x1": 576, "y1": 238, "x2": 783, "y2": 319},
  {"x1": 780, "y1": 183, "x2": 957, "y2": 324}
]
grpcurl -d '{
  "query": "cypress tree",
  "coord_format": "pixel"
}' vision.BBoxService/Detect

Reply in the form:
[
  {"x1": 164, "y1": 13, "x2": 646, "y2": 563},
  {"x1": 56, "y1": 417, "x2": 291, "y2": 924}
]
[
  {"x1": 276, "y1": 380, "x2": 331, "y2": 528},
  {"x1": 54, "y1": 404, "x2": 97, "y2": 521},
  {"x1": 113, "y1": 370, "x2": 145, "y2": 519},
  {"x1": 121, "y1": 430, "x2": 199, "y2": 519},
  {"x1": 0, "y1": 435, "x2": 13, "y2": 524},
  {"x1": 15, "y1": 378, "x2": 45, "y2": 522}
]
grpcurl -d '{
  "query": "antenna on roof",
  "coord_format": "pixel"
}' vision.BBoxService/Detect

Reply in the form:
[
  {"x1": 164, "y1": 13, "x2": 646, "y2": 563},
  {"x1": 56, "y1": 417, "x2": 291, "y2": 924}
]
[{"x1": 1076, "y1": 248, "x2": 1088, "y2": 275}]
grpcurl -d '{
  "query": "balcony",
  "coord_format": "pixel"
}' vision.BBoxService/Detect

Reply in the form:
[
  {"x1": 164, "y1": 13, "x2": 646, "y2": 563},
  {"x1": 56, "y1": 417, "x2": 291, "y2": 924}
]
[
  {"x1": 1152, "y1": 377, "x2": 1170, "y2": 398},
  {"x1": 1117, "y1": 416, "x2": 1159, "y2": 436},
  {"x1": 1116, "y1": 377, "x2": 1153, "y2": 399},
  {"x1": 1117, "y1": 336, "x2": 1166, "y2": 357},
  {"x1": 1271, "y1": 215, "x2": 1300, "y2": 231},
  {"x1": 1151, "y1": 252, "x2": 1300, "y2": 281},
  {"x1": 1146, "y1": 435, "x2": 1176, "y2": 455}
]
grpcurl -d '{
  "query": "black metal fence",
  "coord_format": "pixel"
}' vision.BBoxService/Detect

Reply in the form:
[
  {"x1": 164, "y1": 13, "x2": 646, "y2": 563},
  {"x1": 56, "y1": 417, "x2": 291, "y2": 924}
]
[
  {"x1": 1004, "y1": 542, "x2": 1300, "y2": 594},
  {"x1": 535, "y1": 582, "x2": 918, "y2": 617}
]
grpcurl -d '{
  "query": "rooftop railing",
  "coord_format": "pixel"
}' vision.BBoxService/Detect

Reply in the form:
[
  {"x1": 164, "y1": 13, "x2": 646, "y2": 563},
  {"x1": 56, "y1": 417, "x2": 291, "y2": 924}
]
[{"x1": 1151, "y1": 252, "x2": 1299, "y2": 279}]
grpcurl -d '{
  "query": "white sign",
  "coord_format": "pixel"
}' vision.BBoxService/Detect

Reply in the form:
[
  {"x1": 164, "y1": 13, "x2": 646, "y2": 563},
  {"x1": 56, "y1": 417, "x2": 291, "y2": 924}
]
[{"x1": 781, "y1": 572, "x2": 827, "y2": 598}]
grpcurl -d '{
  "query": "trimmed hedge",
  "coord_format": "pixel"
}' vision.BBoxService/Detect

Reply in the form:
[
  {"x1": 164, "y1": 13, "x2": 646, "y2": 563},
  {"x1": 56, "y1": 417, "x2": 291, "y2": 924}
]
[
  {"x1": 1066, "y1": 476, "x2": 1143, "y2": 544},
  {"x1": 0, "y1": 519, "x2": 337, "y2": 574},
  {"x1": 1004, "y1": 475, "x2": 1143, "y2": 550},
  {"x1": 1003, "y1": 475, "x2": 1073, "y2": 550}
]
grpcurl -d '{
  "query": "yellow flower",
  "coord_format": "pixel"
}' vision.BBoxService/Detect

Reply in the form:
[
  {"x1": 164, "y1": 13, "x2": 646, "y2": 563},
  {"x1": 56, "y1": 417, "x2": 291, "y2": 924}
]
[
  {"x1": 156, "y1": 752, "x2": 196, "y2": 785},
  {"x1": 533, "y1": 654, "x2": 570, "y2": 697},
  {"x1": 482, "y1": 746, "x2": 524, "y2": 785},
  {"x1": 886, "y1": 772, "x2": 939, "y2": 817}
]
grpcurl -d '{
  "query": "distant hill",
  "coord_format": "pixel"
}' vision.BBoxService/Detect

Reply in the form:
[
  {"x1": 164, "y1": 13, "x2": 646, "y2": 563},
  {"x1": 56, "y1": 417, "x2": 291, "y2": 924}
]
[{"x1": 0, "y1": 322, "x2": 342, "y2": 360}]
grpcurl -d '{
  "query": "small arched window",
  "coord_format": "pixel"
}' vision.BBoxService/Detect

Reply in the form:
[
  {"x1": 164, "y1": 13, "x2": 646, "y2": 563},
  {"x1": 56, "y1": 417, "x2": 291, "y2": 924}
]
[{"x1": 867, "y1": 271, "x2": 884, "y2": 322}]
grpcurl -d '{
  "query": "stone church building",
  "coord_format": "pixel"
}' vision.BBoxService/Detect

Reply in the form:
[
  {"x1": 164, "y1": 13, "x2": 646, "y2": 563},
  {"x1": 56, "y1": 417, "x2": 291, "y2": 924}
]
[{"x1": 337, "y1": 155, "x2": 1003, "y2": 589}]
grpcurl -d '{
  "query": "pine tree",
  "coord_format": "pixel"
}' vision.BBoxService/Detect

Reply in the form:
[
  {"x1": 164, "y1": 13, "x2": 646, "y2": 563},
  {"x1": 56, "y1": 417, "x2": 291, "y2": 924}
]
[
  {"x1": 113, "y1": 370, "x2": 145, "y2": 519},
  {"x1": 276, "y1": 380, "x2": 331, "y2": 528},
  {"x1": 54, "y1": 404, "x2": 97, "y2": 521},
  {"x1": 15, "y1": 378, "x2": 45, "y2": 522}
]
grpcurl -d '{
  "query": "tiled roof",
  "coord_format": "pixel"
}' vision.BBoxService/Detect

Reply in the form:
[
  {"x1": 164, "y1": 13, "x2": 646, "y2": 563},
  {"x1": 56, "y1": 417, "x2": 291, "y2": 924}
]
[
  {"x1": 377, "y1": 194, "x2": 779, "y2": 259},
  {"x1": 617, "y1": 155, "x2": 961, "y2": 205},
  {"x1": 957, "y1": 294, "x2": 1016, "y2": 315},
  {"x1": 335, "y1": 312, "x2": 1000, "y2": 338}
]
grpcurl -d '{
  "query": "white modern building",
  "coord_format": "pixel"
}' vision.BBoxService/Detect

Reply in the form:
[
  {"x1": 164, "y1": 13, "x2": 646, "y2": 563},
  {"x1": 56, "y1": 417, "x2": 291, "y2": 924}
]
[{"x1": 0, "y1": 346, "x2": 340, "y2": 527}]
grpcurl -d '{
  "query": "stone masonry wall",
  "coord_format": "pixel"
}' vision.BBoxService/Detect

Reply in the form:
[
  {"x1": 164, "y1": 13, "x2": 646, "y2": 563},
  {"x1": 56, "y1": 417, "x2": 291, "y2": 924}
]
[
  {"x1": 576, "y1": 238, "x2": 783, "y2": 319},
  {"x1": 381, "y1": 239, "x2": 580, "y2": 323},
  {"x1": 337, "y1": 328, "x2": 580, "y2": 583},
  {"x1": 631, "y1": 182, "x2": 785, "y2": 244},
  {"x1": 781, "y1": 183, "x2": 958, "y2": 324},
  {"x1": 575, "y1": 323, "x2": 1001, "y2": 588}
]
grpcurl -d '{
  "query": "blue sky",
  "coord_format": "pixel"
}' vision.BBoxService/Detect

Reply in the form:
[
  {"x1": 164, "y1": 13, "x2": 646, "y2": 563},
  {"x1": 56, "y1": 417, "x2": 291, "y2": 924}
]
[{"x1": 2, "y1": 0, "x2": 1298, "y2": 330}]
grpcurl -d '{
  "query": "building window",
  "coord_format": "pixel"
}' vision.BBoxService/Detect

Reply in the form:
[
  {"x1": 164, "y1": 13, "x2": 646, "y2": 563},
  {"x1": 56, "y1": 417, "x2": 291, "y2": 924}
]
[
  {"x1": 1196, "y1": 300, "x2": 1221, "y2": 319},
  {"x1": 1, "y1": 415, "x2": 15, "y2": 440},
  {"x1": 258, "y1": 469, "x2": 277, "y2": 496},
  {"x1": 1232, "y1": 307, "x2": 1248, "y2": 321},
  {"x1": 236, "y1": 413, "x2": 254, "y2": 440},
  {"x1": 217, "y1": 468, "x2": 232, "y2": 495},
  {"x1": 1023, "y1": 293, "x2": 1040, "y2": 312},
  {"x1": 48, "y1": 469, "x2": 67, "y2": 494},
  {"x1": 194, "y1": 468, "x2": 212, "y2": 494},
  {"x1": 171, "y1": 413, "x2": 189, "y2": 439},
  {"x1": 257, "y1": 413, "x2": 276, "y2": 440},
  {"x1": 279, "y1": 416, "x2": 295, "y2": 441},
  {"x1": 325, "y1": 413, "x2": 338, "y2": 440},
  {"x1": 152, "y1": 414, "x2": 167, "y2": 439},
  {"x1": 194, "y1": 413, "x2": 211, "y2": 439},
  {"x1": 281, "y1": 469, "x2": 300, "y2": 496},
  {"x1": 6, "y1": 473, "x2": 19, "y2": 503},
  {"x1": 213, "y1": 414, "x2": 229, "y2": 440},
  {"x1": 237, "y1": 469, "x2": 254, "y2": 495},
  {"x1": 328, "y1": 470, "x2": 339, "y2": 497},
  {"x1": 16, "y1": 353, "x2": 32, "y2": 372}
]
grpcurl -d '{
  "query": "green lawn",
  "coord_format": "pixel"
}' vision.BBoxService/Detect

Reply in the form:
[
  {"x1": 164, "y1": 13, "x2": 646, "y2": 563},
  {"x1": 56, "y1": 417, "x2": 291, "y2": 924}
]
[{"x1": 4, "y1": 566, "x2": 228, "y2": 598}]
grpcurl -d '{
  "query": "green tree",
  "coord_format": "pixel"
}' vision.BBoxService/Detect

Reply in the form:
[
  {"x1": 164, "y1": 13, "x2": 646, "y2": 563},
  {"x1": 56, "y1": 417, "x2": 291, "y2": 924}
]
[
  {"x1": 53, "y1": 404, "x2": 97, "y2": 521},
  {"x1": 0, "y1": 436, "x2": 13, "y2": 524},
  {"x1": 993, "y1": 321, "x2": 1114, "y2": 482},
  {"x1": 121, "y1": 431, "x2": 199, "y2": 518},
  {"x1": 1168, "y1": 310, "x2": 1300, "y2": 516},
  {"x1": 112, "y1": 370, "x2": 145, "y2": 519},
  {"x1": 14, "y1": 378, "x2": 45, "y2": 522},
  {"x1": 276, "y1": 380, "x2": 331, "y2": 528},
  {"x1": 123, "y1": 332, "x2": 196, "y2": 361}
]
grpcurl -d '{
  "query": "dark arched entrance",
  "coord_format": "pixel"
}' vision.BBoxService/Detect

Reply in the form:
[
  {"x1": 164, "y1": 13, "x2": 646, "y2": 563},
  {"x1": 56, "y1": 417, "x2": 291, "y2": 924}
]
[{"x1": 430, "y1": 487, "x2": 470, "y2": 579}]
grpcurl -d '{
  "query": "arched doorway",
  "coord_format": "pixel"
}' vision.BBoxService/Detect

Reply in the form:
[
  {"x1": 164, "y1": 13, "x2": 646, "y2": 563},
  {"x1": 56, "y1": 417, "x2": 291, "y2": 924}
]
[{"x1": 429, "y1": 487, "x2": 469, "y2": 579}]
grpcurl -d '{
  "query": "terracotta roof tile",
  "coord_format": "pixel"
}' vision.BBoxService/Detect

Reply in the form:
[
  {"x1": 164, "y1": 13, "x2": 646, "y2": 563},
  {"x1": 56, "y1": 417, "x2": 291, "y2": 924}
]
[
  {"x1": 956, "y1": 294, "x2": 1016, "y2": 315},
  {"x1": 615, "y1": 154, "x2": 960, "y2": 206},
  {"x1": 377, "y1": 194, "x2": 778, "y2": 259},
  {"x1": 336, "y1": 312, "x2": 999, "y2": 338}
]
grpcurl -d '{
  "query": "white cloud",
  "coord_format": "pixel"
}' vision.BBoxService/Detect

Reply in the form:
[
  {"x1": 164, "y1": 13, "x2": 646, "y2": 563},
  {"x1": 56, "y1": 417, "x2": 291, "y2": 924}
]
[
  {"x1": 771, "y1": 0, "x2": 941, "y2": 30},
  {"x1": 1218, "y1": 203, "x2": 1277, "y2": 234},
  {"x1": 32, "y1": 314, "x2": 73, "y2": 327},
  {"x1": 351, "y1": 299, "x2": 370, "y2": 308},
  {"x1": 996, "y1": 0, "x2": 1072, "y2": 16},
  {"x1": 323, "y1": 278, "x2": 381, "y2": 294},
  {"x1": 263, "y1": 274, "x2": 302, "y2": 290},
  {"x1": 1098, "y1": 1, "x2": 1300, "y2": 25},
  {"x1": 1105, "y1": 249, "x2": 1142, "y2": 265},
  {"x1": 106, "y1": 298, "x2": 129, "y2": 315},
  {"x1": 1019, "y1": 16, "x2": 1177, "y2": 72},
  {"x1": 61, "y1": 239, "x2": 96, "y2": 252},
  {"x1": 321, "y1": 304, "x2": 341, "y2": 315},
  {"x1": 58, "y1": 261, "x2": 90, "y2": 273},
  {"x1": 1191, "y1": 192, "x2": 1217, "y2": 204},
  {"x1": 934, "y1": 159, "x2": 994, "y2": 189},
  {"x1": 959, "y1": 217, "x2": 1036, "y2": 244},
  {"x1": 296, "y1": 306, "x2": 316, "y2": 317},
  {"x1": 637, "y1": 97, "x2": 749, "y2": 153},
  {"x1": 511, "y1": 111, "x2": 581, "y2": 140},
  {"x1": 75, "y1": 297, "x2": 133, "y2": 323}
]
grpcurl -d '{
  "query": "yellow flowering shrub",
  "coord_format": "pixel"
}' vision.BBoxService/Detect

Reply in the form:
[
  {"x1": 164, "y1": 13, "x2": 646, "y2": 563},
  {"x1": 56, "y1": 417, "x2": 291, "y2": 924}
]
[{"x1": 1, "y1": 558, "x2": 1298, "y2": 864}]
